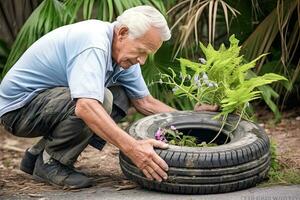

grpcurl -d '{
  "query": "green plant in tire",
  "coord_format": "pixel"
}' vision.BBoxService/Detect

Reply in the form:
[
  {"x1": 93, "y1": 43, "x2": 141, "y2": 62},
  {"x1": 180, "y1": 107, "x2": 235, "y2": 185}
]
[
  {"x1": 159, "y1": 35, "x2": 287, "y2": 120},
  {"x1": 155, "y1": 35, "x2": 287, "y2": 145}
]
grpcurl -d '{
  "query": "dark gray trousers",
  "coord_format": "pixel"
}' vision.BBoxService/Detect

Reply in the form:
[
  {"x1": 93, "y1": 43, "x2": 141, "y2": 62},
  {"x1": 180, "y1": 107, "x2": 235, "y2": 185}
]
[{"x1": 0, "y1": 86, "x2": 130, "y2": 166}]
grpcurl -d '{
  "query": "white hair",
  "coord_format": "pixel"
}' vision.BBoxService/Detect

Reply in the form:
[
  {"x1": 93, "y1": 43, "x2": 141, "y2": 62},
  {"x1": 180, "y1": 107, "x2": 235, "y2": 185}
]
[{"x1": 116, "y1": 6, "x2": 171, "y2": 41}]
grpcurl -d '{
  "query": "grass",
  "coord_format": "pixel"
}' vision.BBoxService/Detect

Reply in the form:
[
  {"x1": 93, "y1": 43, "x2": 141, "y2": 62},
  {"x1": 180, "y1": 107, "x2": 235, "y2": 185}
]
[{"x1": 259, "y1": 140, "x2": 300, "y2": 186}]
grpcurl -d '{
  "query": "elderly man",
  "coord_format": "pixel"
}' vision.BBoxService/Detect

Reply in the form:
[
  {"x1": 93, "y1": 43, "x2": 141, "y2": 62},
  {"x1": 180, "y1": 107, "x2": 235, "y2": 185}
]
[{"x1": 0, "y1": 6, "x2": 216, "y2": 189}]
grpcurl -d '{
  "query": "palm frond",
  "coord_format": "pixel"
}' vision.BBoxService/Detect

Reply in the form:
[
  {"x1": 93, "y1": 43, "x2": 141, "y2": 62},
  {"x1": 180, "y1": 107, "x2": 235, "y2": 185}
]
[
  {"x1": 241, "y1": 0, "x2": 299, "y2": 110},
  {"x1": 79, "y1": 0, "x2": 166, "y2": 21},
  {"x1": 168, "y1": 0, "x2": 240, "y2": 58},
  {"x1": 241, "y1": 0, "x2": 298, "y2": 72}
]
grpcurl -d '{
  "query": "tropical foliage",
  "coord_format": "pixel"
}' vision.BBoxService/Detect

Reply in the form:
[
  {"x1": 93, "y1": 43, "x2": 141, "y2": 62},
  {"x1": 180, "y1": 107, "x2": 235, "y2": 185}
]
[
  {"x1": 240, "y1": 0, "x2": 300, "y2": 111},
  {"x1": 167, "y1": 0, "x2": 240, "y2": 57}
]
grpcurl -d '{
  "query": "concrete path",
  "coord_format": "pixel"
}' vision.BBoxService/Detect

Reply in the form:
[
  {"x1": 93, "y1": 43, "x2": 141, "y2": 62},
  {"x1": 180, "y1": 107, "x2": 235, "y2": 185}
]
[{"x1": 4, "y1": 185, "x2": 300, "y2": 200}]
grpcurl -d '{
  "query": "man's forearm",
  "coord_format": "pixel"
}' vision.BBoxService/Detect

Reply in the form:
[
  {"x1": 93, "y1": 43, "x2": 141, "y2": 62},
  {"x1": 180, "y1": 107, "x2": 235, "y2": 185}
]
[
  {"x1": 75, "y1": 99, "x2": 136, "y2": 154},
  {"x1": 132, "y1": 95, "x2": 177, "y2": 115}
]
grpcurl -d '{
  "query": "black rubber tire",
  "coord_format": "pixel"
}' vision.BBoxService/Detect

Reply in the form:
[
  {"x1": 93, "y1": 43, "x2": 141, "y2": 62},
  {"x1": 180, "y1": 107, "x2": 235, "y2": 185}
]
[{"x1": 119, "y1": 111, "x2": 270, "y2": 194}]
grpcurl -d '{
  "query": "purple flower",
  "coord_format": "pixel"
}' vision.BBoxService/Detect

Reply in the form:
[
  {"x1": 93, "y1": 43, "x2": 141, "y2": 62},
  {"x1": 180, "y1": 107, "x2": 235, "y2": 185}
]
[
  {"x1": 193, "y1": 75, "x2": 199, "y2": 83},
  {"x1": 155, "y1": 128, "x2": 167, "y2": 142},
  {"x1": 170, "y1": 125, "x2": 176, "y2": 130},
  {"x1": 155, "y1": 128, "x2": 162, "y2": 138}
]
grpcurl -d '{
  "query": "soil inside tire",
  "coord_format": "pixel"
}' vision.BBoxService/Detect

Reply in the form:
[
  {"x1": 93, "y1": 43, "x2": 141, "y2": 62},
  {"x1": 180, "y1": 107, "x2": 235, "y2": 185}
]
[{"x1": 176, "y1": 128, "x2": 231, "y2": 145}]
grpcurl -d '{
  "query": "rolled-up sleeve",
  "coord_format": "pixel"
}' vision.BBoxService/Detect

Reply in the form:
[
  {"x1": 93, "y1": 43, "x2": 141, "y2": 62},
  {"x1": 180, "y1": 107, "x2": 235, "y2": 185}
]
[{"x1": 116, "y1": 64, "x2": 150, "y2": 99}]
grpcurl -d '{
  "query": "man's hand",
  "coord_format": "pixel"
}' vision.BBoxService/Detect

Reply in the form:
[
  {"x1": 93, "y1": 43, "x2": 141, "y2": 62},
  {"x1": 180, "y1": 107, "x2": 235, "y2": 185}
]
[
  {"x1": 125, "y1": 139, "x2": 169, "y2": 182},
  {"x1": 194, "y1": 103, "x2": 219, "y2": 112}
]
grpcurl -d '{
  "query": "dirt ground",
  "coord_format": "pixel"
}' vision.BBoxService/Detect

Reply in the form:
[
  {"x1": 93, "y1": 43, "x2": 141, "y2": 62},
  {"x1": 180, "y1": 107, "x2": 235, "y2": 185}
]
[
  {"x1": 0, "y1": 108, "x2": 299, "y2": 197},
  {"x1": 0, "y1": 121, "x2": 136, "y2": 197},
  {"x1": 256, "y1": 107, "x2": 300, "y2": 169}
]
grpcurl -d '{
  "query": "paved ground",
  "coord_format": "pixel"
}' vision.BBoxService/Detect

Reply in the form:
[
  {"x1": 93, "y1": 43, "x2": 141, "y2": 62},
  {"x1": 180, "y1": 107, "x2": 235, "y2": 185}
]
[{"x1": 3, "y1": 185, "x2": 300, "y2": 200}]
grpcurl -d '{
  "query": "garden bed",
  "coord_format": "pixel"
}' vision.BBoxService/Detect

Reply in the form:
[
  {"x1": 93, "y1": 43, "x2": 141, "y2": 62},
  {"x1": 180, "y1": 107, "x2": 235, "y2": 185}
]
[{"x1": 0, "y1": 107, "x2": 299, "y2": 196}]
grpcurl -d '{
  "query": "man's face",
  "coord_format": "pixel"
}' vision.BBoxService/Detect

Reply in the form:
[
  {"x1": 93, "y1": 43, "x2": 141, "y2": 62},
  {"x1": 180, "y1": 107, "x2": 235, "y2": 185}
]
[{"x1": 112, "y1": 26, "x2": 162, "y2": 69}]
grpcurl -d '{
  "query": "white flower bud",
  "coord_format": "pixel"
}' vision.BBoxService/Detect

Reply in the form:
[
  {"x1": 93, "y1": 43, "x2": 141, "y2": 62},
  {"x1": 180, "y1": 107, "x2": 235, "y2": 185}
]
[
  {"x1": 172, "y1": 86, "x2": 179, "y2": 93},
  {"x1": 203, "y1": 79, "x2": 210, "y2": 85},
  {"x1": 202, "y1": 72, "x2": 208, "y2": 80},
  {"x1": 179, "y1": 72, "x2": 183, "y2": 79},
  {"x1": 199, "y1": 58, "x2": 207, "y2": 64},
  {"x1": 193, "y1": 75, "x2": 199, "y2": 83}
]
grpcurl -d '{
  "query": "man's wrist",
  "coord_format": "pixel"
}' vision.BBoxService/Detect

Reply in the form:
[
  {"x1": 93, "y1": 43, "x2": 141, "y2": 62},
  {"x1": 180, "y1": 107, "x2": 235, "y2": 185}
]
[{"x1": 118, "y1": 133, "x2": 137, "y2": 154}]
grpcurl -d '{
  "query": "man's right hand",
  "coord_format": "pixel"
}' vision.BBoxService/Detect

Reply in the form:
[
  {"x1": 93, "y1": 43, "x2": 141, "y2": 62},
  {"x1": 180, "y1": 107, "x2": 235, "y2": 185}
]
[
  {"x1": 75, "y1": 99, "x2": 169, "y2": 181},
  {"x1": 125, "y1": 139, "x2": 169, "y2": 182}
]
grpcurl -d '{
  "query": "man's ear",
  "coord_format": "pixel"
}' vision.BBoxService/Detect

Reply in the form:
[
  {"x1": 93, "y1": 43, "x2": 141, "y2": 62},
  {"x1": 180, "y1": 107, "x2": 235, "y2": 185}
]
[{"x1": 117, "y1": 26, "x2": 129, "y2": 41}]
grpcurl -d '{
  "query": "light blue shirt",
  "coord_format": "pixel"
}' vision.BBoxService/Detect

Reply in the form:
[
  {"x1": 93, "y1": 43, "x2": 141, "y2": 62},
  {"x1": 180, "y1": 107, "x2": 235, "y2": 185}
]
[{"x1": 0, "y1": 20, "x2": 150, "y2": 117}]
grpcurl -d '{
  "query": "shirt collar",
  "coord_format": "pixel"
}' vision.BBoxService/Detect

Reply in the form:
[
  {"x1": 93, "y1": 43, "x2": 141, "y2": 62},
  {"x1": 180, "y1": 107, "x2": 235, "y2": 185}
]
[{"x1": 106, "y1": 21, "x2": 119, "y2": 72}]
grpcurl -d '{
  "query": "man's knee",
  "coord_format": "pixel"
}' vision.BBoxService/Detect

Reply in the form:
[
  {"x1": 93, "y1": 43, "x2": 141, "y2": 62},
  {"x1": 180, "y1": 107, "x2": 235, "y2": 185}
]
[
  {"x1": 109, "y1": 86, "x2": 130, "y2": 113},
  {"x1": 108, "y1": 86, "x2": 131, "y2": 122},
  {"x1": 102, "y1": 88, "x2": 113, "y2": 115}
]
